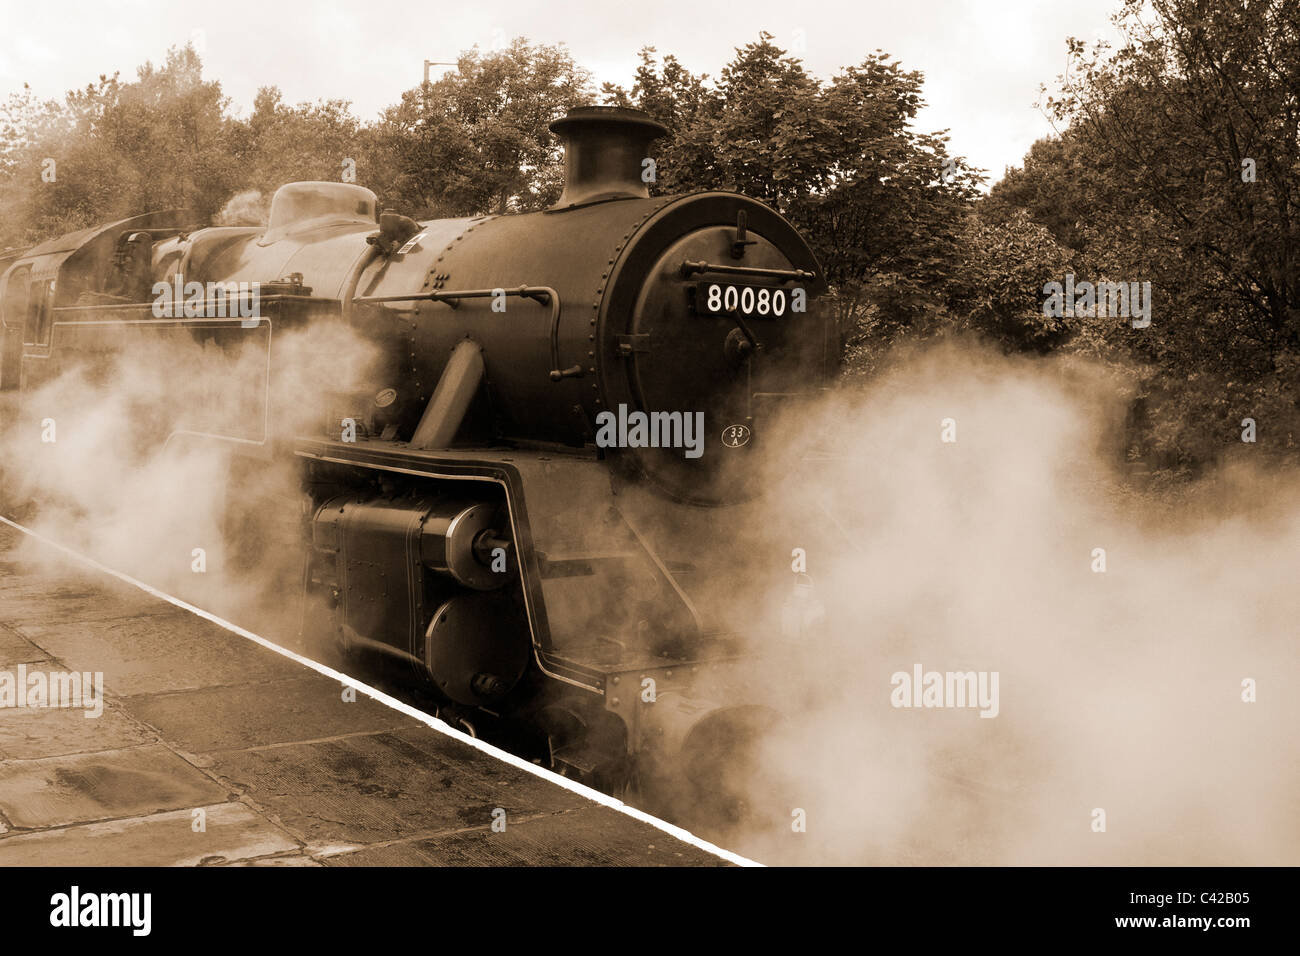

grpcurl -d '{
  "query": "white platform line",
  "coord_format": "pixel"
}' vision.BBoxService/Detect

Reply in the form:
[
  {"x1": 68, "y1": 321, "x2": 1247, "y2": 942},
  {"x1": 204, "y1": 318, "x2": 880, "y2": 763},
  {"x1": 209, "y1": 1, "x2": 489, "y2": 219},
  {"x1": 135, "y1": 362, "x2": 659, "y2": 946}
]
[{"x1": 0, "y1": 514, "x2": 762, "y2": 868}]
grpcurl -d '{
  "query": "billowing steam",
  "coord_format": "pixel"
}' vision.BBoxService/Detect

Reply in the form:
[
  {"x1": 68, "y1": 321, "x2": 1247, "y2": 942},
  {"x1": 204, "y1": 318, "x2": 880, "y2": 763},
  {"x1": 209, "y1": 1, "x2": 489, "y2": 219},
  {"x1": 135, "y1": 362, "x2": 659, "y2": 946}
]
[
  {"x1": 0, "y1": 318, "x2": 379, "y2": 634},
  {"x1": 213, "y1": 189, "x2": 269, "y2": 227},
  {"x1": 2, "y1": 322, "x2": 1296, "y2": 866},
  {"x1": 706, "y1": 340, "x2": 1300, "y2": 865}
]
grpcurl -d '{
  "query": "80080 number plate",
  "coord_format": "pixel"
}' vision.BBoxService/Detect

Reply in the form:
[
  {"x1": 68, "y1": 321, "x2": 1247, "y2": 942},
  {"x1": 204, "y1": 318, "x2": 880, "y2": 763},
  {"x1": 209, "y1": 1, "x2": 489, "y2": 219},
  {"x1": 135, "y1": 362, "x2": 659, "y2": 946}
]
[{"x1": 691, "y1": 281, "x2": 798, "y2": 319}]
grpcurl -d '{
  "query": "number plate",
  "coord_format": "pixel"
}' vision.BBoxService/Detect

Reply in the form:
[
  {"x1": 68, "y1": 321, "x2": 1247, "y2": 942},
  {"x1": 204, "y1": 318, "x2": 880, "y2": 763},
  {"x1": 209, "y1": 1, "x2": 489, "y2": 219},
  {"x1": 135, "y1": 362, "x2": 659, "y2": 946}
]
[{"x1": 691, "y1": 281, "x2": 797, "y2": 319}]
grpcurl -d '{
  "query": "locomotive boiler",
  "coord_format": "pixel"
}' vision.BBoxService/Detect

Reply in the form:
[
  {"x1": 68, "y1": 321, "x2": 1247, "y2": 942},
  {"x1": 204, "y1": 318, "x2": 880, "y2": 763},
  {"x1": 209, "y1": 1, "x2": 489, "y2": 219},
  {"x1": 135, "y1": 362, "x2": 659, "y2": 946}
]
[{"x1": 0, "y1": 106, "x2": 829, "y2": 807}]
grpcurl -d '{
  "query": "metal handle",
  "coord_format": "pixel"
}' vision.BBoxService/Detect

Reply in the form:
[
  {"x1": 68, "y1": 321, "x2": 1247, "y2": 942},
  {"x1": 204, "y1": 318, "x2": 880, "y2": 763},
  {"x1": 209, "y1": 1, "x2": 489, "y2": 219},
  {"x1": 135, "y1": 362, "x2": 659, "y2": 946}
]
[{"x1": 680, "y1": 260, "x2": 816, "y2": 283}]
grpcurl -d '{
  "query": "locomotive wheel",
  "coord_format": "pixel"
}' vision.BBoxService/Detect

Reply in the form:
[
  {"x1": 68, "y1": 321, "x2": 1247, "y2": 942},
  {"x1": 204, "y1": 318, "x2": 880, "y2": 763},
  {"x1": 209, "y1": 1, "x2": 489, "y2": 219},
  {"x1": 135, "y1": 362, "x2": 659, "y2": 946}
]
[{"x1": 677, "y1": 705, "x2": 784, "y2": 829}]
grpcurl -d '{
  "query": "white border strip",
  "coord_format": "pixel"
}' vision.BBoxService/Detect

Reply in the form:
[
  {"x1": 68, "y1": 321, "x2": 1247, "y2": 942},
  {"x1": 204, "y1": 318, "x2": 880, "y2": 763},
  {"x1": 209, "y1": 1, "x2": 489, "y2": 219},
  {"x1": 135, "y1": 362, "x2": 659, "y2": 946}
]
[{"x1": 0, "y1": 514, "x2": 762, "y2": 867}]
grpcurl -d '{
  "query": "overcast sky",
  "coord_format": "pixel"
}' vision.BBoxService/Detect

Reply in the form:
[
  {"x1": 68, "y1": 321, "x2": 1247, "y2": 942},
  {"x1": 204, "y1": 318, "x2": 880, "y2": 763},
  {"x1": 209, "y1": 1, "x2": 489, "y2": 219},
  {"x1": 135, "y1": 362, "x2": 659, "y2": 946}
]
[{"x1": 0, "y1": 0, "x2": 1124, "y2": 184}]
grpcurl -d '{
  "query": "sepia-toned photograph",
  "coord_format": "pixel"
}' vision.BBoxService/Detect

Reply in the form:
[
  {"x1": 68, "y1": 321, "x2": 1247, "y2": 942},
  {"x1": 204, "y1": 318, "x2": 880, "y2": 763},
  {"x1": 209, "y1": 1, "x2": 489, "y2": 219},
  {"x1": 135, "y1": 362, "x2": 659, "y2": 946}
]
[{"x1": 0, "y1": 0, "x2": 1292, "y2": 936}]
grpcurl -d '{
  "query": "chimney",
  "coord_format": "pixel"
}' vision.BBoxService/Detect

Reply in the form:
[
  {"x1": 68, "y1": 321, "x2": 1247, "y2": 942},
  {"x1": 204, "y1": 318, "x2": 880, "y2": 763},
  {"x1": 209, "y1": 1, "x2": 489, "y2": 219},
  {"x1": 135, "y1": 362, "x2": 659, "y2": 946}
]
[{"x1": 549, "y1": 106, "x2": 668, "y2": 209}]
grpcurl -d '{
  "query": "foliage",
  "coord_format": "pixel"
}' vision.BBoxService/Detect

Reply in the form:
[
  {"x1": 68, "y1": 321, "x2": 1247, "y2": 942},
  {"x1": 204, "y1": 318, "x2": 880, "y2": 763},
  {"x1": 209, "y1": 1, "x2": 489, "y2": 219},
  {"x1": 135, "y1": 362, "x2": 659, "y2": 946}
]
[
  {"x1": 0, "y1": 46, "x2": 242, "y2": 244},
  {"x1": 0, "y1": 39, "x2": 592, "y2": 242},
  {"x1": 988, "y1": 0, "x2": 1300, "y2": 469},
  {"x1": 238, "y1": 87, "x2": 362, "y2": 196},
  {"x1": 5, "y1": 12, "x2": 1293, "y2": 473},
  {"x1": 363, "y1": 39, "x2": 593, "y2": 217},
  {"x1": 952, "y1": 211, "x2": 1075, "y2": 353}
]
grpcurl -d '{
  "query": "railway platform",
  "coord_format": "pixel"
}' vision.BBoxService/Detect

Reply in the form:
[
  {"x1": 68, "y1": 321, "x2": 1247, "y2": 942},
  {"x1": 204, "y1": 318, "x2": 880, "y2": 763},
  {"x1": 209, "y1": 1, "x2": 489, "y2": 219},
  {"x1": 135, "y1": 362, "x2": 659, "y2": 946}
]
[{"x1": 0, "y1": 519, "x2": 737, "y2": 867}]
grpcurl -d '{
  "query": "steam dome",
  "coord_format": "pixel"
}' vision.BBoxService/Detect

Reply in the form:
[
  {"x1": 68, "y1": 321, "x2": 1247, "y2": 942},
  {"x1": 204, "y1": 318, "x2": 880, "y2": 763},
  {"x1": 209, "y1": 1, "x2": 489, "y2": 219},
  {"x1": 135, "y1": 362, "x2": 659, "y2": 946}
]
[{"x1": 264, "y1": 182, "x2": 377, "y2": 240}]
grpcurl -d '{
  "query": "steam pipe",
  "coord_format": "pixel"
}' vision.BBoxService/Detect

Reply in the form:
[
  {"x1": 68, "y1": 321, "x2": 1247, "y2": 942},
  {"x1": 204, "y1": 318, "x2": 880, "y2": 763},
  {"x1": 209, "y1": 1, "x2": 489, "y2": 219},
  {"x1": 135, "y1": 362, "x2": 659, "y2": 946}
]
[{"x1": 341, "y1": 243, "x2": 382, "y2": 325}]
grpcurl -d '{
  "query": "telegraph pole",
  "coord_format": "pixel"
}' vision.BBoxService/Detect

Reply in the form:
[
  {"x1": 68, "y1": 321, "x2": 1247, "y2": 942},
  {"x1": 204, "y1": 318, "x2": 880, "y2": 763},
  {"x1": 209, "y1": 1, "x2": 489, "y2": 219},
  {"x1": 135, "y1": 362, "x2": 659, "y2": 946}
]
[{"x1": 422, "y1": 59, "x2": 456, "y2": 114}]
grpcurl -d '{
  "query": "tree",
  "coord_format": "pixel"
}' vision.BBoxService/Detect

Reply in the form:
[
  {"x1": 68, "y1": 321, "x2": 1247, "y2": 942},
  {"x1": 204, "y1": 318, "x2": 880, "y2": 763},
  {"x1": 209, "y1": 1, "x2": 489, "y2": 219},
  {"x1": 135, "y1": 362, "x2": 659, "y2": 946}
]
[
  {"x1": 0, "y1": 44, "x2": 240, "y2": 246},
  {"x1": 600, "y1": 47, "x2": 719, "y2": 196},
  {"x1": 1042, "y1": 0, "x2": 1300, "y2": 360},
  {"x1": 991, "y1": 0, "x2": 1300, "y2": 470},
  {"x1": 801, "y1": 55, "x2": 982, "y2": 358},
  {"x1": 237, "y1": 87, "x2": 362, "y2": 197},
  {"x1": 952, "y1": 210, "x2": 1075, "y2": 353},
  {"x1": 363, "y1": 39, "x2": 593, "y2": 217}
]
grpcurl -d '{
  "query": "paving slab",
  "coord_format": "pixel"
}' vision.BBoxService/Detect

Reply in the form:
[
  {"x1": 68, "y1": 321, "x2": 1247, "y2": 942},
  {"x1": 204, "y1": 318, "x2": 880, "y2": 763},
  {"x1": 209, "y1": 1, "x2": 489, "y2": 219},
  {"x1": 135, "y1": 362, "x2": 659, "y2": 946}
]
[
  {"x1": 0, "y1": 624, "x2": 53, "y2": 665},
  {"x1": 0, "y1": 701, "x2": 154, "y2": 760},
  {"x1": 14, "y1": 612, "x2": 305, "y2": 696},
  {"x1": 0, "y1": 568, "x2": 178, "y2": 629},
  {"x1": 202, "y1": 726, "x2": 581, "y2": 847},
  {"x1": 0, "y1": 802, "x2": 299, "y2": 866},
  {"x1": 124, "y1": 675, "x2": 420, "y2": 755},
  {"x1": 0, "y1": 744, "x2": 229, "y2": 829},
  {"x1": 322, "y1": 805, "x2": 728, "y2": 866}
]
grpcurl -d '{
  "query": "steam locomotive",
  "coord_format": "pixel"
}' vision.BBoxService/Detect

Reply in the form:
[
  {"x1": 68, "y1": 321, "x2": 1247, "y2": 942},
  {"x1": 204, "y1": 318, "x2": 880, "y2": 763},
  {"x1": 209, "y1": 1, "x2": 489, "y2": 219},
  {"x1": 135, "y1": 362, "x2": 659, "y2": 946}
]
[{"x1": 0, "y1": 106, "x2": 829, "y2": 808}]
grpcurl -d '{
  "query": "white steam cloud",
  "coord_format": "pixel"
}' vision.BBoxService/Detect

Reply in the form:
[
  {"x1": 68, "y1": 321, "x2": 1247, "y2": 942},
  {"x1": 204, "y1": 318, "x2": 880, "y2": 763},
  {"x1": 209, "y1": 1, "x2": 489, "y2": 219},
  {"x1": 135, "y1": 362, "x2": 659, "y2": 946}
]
[
  {"x1": 3, "y1": 327, "x2": 1296, "y2": 867},
  {"x1": 0, "y1": 318, "x2": 379, "y2": 630},
  {"x1": 712, "y1": 341, "x2": 1300, "y2": 865}
]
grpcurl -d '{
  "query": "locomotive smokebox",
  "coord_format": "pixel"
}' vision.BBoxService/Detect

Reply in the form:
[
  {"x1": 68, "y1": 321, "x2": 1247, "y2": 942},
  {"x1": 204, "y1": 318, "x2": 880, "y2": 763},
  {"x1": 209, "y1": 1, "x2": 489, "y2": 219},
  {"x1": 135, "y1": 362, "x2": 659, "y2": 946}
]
[{"x1": 549, "y1": 106, "x2": 667, "y2": 209}]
